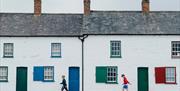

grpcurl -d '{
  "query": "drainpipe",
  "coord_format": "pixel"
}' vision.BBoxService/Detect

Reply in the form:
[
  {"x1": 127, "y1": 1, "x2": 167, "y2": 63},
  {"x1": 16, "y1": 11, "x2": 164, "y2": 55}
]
[{"x1": 78, "y1": 35, "x2": 88, "y2": 91}]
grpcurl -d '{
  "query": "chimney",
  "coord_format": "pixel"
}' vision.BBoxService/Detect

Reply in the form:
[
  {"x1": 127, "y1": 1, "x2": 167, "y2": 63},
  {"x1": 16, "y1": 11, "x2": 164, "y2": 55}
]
[
  {"x1": 34, "y1": 0, "x2": 41, "y2": 16},
  {"x1": 84, "y1": 0, "x2": 90, "y2": 15},
  {"x1": 142, "y1": 0, "x2": 150, "y2": 13}
]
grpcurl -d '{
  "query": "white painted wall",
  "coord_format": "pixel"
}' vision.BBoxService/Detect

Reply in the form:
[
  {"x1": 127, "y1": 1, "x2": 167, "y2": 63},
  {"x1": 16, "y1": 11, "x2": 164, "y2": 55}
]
[
  {"x1": 84, "y1": 35, "x2": 180, "y2": 91},
  {"x1": 0, "y1": 35, "x2": 180, "y2": 91},
  {"x1": 0, "y1": 37, "x2": 82, "y2": 91},
  {"x1": 0, "y1": 0, "x2": 180, "y2": 13}
]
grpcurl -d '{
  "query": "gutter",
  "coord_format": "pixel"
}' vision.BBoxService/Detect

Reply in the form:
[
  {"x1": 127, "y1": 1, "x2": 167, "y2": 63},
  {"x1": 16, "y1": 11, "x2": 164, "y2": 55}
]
[
  {"x1": 82, "y1": 33, "x2": 180, "y2": 36},
  {"x1": 1, "y1": 33, "x2": 180, "y2": 37},
  {"x1": 78, "y1": 35, "x2": 88, "y2": 91},
  {"x1": 0, "y1": 35, "x2": 81, "y2": 37}
]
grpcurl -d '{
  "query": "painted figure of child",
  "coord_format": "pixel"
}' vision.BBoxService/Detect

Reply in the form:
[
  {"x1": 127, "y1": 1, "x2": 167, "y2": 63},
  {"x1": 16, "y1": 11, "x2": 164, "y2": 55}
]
[
  {"x1": 60, "y1": 75, "x2": 68, "y2": 91},
  {"x1": 121, "y1": 74, "x2": 131, "y2": 91}
]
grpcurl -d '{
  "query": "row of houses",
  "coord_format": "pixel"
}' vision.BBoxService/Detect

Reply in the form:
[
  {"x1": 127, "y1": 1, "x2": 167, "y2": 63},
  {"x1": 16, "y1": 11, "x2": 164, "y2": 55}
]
[{"x1": 0, "y1": 0, "x2": 180, "y2": 91}]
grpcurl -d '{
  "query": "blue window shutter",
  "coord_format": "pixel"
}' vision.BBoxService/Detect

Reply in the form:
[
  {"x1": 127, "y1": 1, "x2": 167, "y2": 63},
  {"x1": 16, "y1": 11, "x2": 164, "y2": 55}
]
[{"x1": 33, "y1": 66, "x2": 44, "y2": 81}]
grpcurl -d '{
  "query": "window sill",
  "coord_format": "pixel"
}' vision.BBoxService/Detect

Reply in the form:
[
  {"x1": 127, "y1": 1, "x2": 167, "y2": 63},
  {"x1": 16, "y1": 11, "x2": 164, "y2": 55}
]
[
  {"x1": 171, "y1": 56, "x2": 180, "y2": 59},
  {"x1": 0, "y1": 80, "x2": 8, "y2": 82},
  {"x1": 3, "y1": 56, "x2": 13, "y2": 58},
  {"x1": 165, "y1": 82, "x2": 177, "y2": 84},
  {"x1": 96, "y1": 82, "x2": 118, "y2": 84},
  {"x1": 51, "y1": 56, "x2": 61, "y2": 58},
  {"x1": 43, "y1": 80, "x2": 55, "y2": 82},
  {"x1": 106, "y1": 82, "x2": 118, "y2": 84},
  {"x1": 157, "y1": 82, "x2": 177, "y2": 84},
  {"x1": 110, "y1": 56, "x2": 121, "y2": 58}
]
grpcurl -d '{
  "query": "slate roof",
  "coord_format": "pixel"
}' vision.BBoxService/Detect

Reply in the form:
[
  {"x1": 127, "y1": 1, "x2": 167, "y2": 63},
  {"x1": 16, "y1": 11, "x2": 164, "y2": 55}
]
[
  {"x1": 84, "y1": 11, "x2": 180, "y2": 35},
  {"x1": 0, "y1": 13, "x2": 83, "y2": 36},
  {"x1": 0, "y1": 11, "x2": 180, "y2": 36}
]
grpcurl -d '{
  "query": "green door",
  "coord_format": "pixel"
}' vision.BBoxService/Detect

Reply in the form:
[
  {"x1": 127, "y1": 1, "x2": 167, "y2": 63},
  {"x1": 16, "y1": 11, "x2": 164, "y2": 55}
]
[
  {"x1": 16, "y1": 67, "x2": 28, "y2": 91},
  {"x1": 138, "y1": 67, "x2": 148, "y2": 91}
]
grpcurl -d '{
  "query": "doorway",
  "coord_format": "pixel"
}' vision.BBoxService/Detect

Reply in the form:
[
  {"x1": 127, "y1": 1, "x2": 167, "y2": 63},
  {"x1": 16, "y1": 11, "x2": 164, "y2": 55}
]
[
  {"x1": 138, "y1": 67, "x2": 149, "y2": 91},
  {"x1": 69, "y1": 67, "x2": 80, "y2": 91},
  {"x1": 16, "y1": 67, "x2": 28, "y2": 91}
]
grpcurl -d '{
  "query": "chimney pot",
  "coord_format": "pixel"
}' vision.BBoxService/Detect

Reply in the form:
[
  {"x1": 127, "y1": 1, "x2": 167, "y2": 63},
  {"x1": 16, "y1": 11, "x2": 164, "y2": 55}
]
[
  {"x1": 84, "y1": 0, "x2": 90, "y2": 15},
  {"x1": 34, "y1": 0, "x2": 41, "y2": 16},
  {"x1": 142, "y1": 0, "x2": 150, "y2": 13}
]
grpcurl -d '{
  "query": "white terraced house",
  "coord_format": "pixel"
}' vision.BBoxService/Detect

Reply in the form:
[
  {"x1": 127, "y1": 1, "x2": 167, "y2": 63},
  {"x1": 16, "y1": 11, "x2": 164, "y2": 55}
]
[{"x1": 0, "y1": 0, "x2": 180, "y2": 91}]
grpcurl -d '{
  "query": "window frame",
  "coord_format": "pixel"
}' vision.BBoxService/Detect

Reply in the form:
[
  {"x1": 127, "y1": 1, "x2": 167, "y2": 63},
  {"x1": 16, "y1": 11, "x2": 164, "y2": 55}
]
[
  {"x1": 110, "y1": 41, "x2": 121, "y2": 58},
  {"x1": 51, "y1": 43, "x2": 61, "y2": 58},
  {"x1": 3, "y1": 43, "x2": 14, "y2": 58},
  {"x1": 0, "y1": 66, "x2": 8, "y2": 82},
  {"x1": 43, "y1": 66, "x2": 54, "y2": 82},
  {"x1": 165, "y1": 67, "x2": 176, "y2": 84},
  {"x1": 171, "y1": 41, "x2": 180, "y2": 58},
  {"x1": 106, "y1": 66, "x2": 118, "y2": 83}
]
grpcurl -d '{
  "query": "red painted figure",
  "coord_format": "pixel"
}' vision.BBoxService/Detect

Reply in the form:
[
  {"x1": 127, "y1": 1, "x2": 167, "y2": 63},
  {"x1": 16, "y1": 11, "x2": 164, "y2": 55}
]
[{"x1": 121, "y1": 74, "x2": 131, "y2": 91}]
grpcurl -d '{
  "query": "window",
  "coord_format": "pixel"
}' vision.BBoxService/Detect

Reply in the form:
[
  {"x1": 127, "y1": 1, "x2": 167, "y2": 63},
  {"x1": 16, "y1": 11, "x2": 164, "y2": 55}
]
[
  {"x1": 33, "y1": 66, "x2": 54, "y2": 82},
  {"x1": 3, "y1": 43, "x2": 13, "y2": 58},
  {"x1": 0, "y1": 67, "x2": 8, "y2": 82},
  {"x1": 166, "y1": 67, "x2": 176, "y2": 83},
  {"x1": 51, "y1": 43, "x2": 61, "y2": 58},
  {"x1": 96, "y1": 66, "x2": 118, "y2": 83},
  {"x1": 44, "y1": 67, "x2": 54, "y2": 81},
  {"x1": 172, "y1": 41, "x2": 180, "y2": 58},
  {"x1": 155, "y1": 67, "x2": 176, "y2": 84},
  {"x1": 107, "y1": 67, "x2": 117, "y2": 83},
  {"x1": 110, "y1": 41, "x2": 121, "y2": 58}
]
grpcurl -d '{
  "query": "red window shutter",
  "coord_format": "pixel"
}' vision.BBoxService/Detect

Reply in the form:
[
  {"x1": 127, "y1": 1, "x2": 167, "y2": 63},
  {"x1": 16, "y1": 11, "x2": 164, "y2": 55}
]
[{"x1": 155, "y1": 67, "x2": 165, "y2": 83}]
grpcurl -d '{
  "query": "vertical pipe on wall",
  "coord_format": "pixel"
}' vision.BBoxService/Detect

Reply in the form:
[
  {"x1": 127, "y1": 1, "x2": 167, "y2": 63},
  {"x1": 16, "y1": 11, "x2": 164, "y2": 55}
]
[{"x1": 78, "y1": 35, "x2": 88, "y2": 91}]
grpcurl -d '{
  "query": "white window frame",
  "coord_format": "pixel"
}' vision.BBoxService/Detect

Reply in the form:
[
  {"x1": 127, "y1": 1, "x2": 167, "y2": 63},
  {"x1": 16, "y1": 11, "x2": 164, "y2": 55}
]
[
  {"x1": 0, "y1": 67, "x2": 8, "y2": 82},
  {"x1": 172, "y1": 41, "x2": 180, "y2": 58},
  {"x1": 111, "y1": 41, "x2": 121, "y2": 58},
  {"x1": 44, "y1": 66, "x2": 54, "y2": 81},
  {"x1": 165, "y1": 67, "x2": 176, "y2": 83},
  {"x1": 51, "y1": 43, "x2": 61, "y2": 57},
  {"x1": 3, "y1": 43, "x2": 13, "y2": 57},
  {"x1": 107, "y1": 67, "x2": 117, "y2": 83}
]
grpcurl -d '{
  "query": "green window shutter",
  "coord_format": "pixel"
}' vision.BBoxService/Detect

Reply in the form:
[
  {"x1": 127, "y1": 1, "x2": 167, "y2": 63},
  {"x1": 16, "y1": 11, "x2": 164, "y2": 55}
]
[{"x1": 96, "y1": 67, "x2": 107, "y2": 83}]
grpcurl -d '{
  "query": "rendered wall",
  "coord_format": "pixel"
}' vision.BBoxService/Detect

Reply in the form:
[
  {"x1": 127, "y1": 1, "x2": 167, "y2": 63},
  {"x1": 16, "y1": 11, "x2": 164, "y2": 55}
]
[
  {"x1": 84, "y1": 35, "x2": 180, "y2": 91},
  {"x1": 0, "y1": 35, "x2": 179, "y2": 91},
  {"x1": 0, "y1": 37, "x2": 82, "y2": 91}
]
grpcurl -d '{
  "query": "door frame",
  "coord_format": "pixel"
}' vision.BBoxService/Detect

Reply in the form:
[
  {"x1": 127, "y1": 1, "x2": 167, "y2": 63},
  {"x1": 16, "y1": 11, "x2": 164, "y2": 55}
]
[
  {"x1": 16, "y1": 67, "x2": 28, "y2": 91},
  {"x1": 69, "y1": 66, "x2": 80, "y2": 91},
  {"x1": 137, "y1": 67, "x2": 149, "y2": 91}
]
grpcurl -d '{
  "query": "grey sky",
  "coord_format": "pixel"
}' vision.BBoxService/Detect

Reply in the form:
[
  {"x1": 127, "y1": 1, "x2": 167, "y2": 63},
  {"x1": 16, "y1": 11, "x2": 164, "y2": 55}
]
[{"x1": 0, "y1": 0, "x2": 180, "y2": 13}]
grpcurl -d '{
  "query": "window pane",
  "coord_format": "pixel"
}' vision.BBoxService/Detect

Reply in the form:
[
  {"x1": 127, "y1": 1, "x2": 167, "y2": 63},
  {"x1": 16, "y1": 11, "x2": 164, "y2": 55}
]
[
  {"x1": 172, "y1": 41, "x2": 180, "y2": 57},
  {"x1": 4, "y1": 43, "x2": 13, "y2": 57},
  {"x1": 111, "y1": 41, "x2": 121, "y2": 57},
  {"x1": 44, "y1": 66, "x2": 54, "y2": 81},
  {"x1": 166, "y1": 67, "x2": 176, "y2": 83},
  {"x1": 107, "y1": 67, "x2": 117, "y2": 83},
  {"x1": 0, "y1": 67, "x2": 8, "y2": 81},
  {"x1": 51, "y1": 43, "x2": 61, "y2": 57}
]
